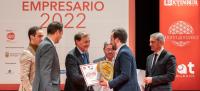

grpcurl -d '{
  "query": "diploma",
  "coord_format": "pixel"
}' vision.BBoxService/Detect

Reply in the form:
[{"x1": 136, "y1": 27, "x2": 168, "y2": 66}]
[{"x1": 80, "y1": 63, "x2": 99, "y2": 86}]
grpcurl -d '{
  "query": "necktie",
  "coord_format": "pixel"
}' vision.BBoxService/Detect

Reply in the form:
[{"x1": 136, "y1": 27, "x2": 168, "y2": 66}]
[
  {"x1": 82, "y1": 53, "x2": 88, "y2": 64},
  {"x1": 152, "y1": 53, "x2": 158, "y2": 70}
]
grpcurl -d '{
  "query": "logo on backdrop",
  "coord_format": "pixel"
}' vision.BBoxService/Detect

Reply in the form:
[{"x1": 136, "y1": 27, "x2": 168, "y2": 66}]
[
  {"x1": 164, "y1": 0, "x2": 199, "y2": 6},
  {"x1": 5, "y1": 51, "x2": 22, "y2": 58},
  {"x1": 4, "y1": 46, "x2": 24, "y2": 58},
  {"x1": 177, "y1": 62, "x2": 195, "y2": 78},
  {"x1": 6, "y1": 30, "x2": 17, "y2": 43},
  {"x1": 5, "y1": 51, "x2": 9, "y2": 58},
  {"x1": 7, "y1": 31, "x2": 15, "y2": 41},
  {"x1": 5, "y1": 68, "x2": 14, "y2": 75},
  {"x1": 165, "y1": 21, "x2": 199, "y2": 47}
]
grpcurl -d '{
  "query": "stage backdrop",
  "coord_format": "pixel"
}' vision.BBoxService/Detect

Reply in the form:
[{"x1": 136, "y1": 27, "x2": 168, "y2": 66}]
[
  {"x1": 160, "y1": 0, "x2": 200, "y2": 90},
  {"x1": 0, "y1": 0, "x2": 135, "y2": 90}
]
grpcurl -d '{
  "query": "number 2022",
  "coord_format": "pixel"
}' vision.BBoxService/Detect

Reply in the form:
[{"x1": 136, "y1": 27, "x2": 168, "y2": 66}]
[{"x1": 40, "y1": 13, "x2": 86, "y2": 29}]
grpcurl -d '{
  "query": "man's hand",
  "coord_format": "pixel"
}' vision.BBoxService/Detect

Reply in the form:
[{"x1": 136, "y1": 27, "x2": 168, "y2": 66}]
[
  {"x1": 144, "y1": 77, "x2": 153, "y2": 85},
  {"x1": 99, "y1": 77, "x2": 109, "y2": 87}
]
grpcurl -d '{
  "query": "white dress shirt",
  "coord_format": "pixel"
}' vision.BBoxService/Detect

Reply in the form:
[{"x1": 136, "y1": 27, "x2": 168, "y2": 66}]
[{"x1": 113, "y1": 43, "x2": 126, "y2": 64}]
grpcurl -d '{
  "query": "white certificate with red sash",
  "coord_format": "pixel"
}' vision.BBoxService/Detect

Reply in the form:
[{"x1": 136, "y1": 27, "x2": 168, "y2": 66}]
[{"x1": 80, "y1": 63, "x2": 99, "y2": 86}]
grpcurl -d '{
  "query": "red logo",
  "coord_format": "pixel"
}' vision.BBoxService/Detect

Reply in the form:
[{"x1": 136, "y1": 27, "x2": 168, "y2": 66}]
[{"x1": 7, "y1": 32, "x2": 15, "y2": 40}]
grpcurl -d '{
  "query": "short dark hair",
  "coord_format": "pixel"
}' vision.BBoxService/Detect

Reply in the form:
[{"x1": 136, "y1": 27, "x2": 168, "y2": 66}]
[
  {"x1": 74, "y1": 32, "x2": 89, "y2": 41},
  {"x1": 28, "y1": 26, "x2": 41, "y2": 41},
  {"x1": 112, "y1": 28, "x2": 127, "y2": 43},
  {"x1": 47, "y1": 21, "x2": 63, "y2": 35}
]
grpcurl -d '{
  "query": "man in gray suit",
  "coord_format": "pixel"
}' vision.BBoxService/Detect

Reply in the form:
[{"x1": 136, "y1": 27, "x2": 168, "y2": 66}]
[
  {"x1": 93, "y1": 42, "x2": 115, "y2": 91},
  {"x1": 144, "y1": 32, "x2": 176, "y2": 91},
  {"x1": 33, "y1": 22, "x2": 63, "y2": 91},
  {"x1": 93, "y1": 42, "x2": 115, "y2": 63}
]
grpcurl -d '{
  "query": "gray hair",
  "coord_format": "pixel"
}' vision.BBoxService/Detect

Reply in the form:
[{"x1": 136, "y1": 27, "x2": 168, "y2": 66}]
[
  {"x1": 150, "y1": 32, "x2": 165, "y2": 43},
  {"x1": 103, "y1": 42, "x2": 112, "y2": 49}
]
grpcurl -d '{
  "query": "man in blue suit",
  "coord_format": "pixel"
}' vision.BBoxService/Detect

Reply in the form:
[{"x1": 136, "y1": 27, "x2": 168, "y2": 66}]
[{"x1": 100, "y1": 28, "x2": 140, "y2": 91}]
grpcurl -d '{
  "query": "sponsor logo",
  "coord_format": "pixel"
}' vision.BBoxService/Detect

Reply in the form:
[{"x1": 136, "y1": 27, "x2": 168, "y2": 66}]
[
  {"x1": 177, "y1": 62, "x2": 195, "y2": 78},
  {"x1": 4, "y1": 47, "x2": 24, "y2": 58},
  {"x1": 164, "y1": 0, "x2": 199, "y2": 6},
  {"x1": 165, "y1": 21, "x2": 199, "y2": 47},
  {"x1": 6, "y1": 31, "x2": 15, "y2": 41},
  {"x1": 6, "y1": 69, "x2": 14, "y2": 74},
  {"x1": 5, "y1": 51, "x2": 9, "y2": 58},
  {"x1": 5, "y1": 51, "x2": 22, "y2": 58}
]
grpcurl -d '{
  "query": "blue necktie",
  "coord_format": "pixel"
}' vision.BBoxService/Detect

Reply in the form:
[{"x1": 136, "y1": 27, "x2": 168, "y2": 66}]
[{"x1": 82, "y1": 53, "x2": 88, "y2": 64}]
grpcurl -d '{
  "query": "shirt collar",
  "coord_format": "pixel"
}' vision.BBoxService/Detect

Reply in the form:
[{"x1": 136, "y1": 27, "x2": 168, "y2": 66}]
[
  {"x1": 114, "y1": 43, "x2": 126, "y2": 60},
  {"x1": 116, "y1": 43, "x2": 126, "y2": 55},
  {"x1": 155, "y1": 46, "x2": 164, "y2": 56},
  {"x1": 47, "y1": 37, "x2": 55, "y2": 46},
  {"x1": 77, "y1": 47, "x2": 84, "y2": 54},
  {"x1": 105, "y1": 57, "x2": 114, "y2": 62}
]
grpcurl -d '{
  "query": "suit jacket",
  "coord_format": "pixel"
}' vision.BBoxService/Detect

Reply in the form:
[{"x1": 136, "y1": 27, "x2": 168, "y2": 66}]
[
  {"x1": 145, "y1": 50, "x2": 176, "y2": 91},
  {"x1": 93, "y1": 56, "x2": 106, "y2": 63},
  {"x1": 108, "y1": 45, "x2": 140, "y2": 91},
  {"x1": 32, "y1": 37, "x2": 60, "y2": 91},
  {"x1": 64, "y1": 47, "x2": 94, "y2": 91},
  {"x1": 19, "y1": 45, "x2": 35, "y2": 91}
]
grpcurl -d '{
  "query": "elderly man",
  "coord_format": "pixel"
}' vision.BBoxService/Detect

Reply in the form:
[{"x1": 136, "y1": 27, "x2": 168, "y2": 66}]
[
  {"x1": 144, "y1": 32, "x2": 176, "y2": 91},
  {"x1": 64, "y1": 32, "x2": 94, "y2": 91},
  {"x1": 93, "y1": 42, "x2": 115, "y2": 91}
]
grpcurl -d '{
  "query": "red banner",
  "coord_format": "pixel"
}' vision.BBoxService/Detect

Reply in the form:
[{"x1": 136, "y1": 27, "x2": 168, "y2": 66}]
[{"x1": 160, "y1": 0, "x2": 200, "y2": 90}]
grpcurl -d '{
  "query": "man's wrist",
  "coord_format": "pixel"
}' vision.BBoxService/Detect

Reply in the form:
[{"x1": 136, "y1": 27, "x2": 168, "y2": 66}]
[{"x1": 107, "y1": 81, "x2": 110, "y2": 88}]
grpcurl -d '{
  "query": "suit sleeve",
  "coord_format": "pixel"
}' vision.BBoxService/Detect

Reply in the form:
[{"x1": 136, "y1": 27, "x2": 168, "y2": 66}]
[
  {"x1": 65, "y1": 54, "x2": 85, "y2": 86},
  {"x1": 93, "y1": 57, "x2": 104, "y2": 63},
  {"x1": 108, "y1": 52, "x2": 131, "y2": 88},
  {"x1": 145, "y1": 56, "x2": 150, "y2": 77},
  {"x1": 151, "y1": 55, "x2": 176, "y2": 86},
  {"x1": 39, "y1": 45, "x2": 55, "y2": 85},
  {"x1": 19, "y1": 51, "x2": 33, "y2": 91}
]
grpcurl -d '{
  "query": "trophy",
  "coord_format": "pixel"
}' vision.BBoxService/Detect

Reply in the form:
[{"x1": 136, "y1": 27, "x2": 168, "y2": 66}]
[
  {"x1": 79, "y1": 60, "x2": 114, "y2": 86},
  {"x1": 97, "y1": 60, "x2": 114, "y2": 81}
]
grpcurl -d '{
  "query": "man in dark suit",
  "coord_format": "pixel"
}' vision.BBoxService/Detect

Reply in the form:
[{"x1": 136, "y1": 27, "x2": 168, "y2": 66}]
[
  {"x1": 64, "y1": 32, "x2": 94, "y2": 91},
  {"x1": 93, "y1": 42, "x2": 115, "y2": 91},
  {"x1": 100, "y1": 28, "x2": 140, "y2": 91},
  {"x1": 144, "y1": 32, "x2": 176, "y2": 91},
  {"x1": 93, "y1": 42, "x2": 115, "y2": 63},
  {"x1": 33, "y1": 22, "x2": 63, "y2": 91}
]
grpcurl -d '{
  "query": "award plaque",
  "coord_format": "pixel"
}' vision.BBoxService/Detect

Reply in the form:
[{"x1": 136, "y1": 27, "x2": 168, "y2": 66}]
[{"x1": 97, "y1": 60, "x2": 113, "y2": 81}]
